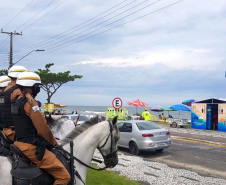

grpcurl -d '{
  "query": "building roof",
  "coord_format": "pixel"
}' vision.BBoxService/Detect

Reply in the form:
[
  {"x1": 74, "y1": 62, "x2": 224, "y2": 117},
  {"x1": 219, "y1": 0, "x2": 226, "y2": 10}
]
[{"x1": 195, "y1": 98, "x2": 226, "y2": 104}]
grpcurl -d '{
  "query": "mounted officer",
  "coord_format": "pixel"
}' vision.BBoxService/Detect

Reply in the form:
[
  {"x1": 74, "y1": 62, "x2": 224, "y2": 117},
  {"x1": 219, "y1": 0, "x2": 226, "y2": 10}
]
[
  {"x1": 12, "y1": 71, "x2": 71, "y2": 185},
  {"x1": 0, "y1": 66, "x2": 27, "y2": 141},
  {"x1": 0, "y1": 75, "x2": 11, "y2": 131}
]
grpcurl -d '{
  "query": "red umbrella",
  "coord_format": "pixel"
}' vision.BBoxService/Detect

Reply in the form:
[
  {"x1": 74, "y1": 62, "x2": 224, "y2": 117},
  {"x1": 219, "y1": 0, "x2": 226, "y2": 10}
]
[{"x1": 127, "y1": 99, "x2": 148, "y2": 113}]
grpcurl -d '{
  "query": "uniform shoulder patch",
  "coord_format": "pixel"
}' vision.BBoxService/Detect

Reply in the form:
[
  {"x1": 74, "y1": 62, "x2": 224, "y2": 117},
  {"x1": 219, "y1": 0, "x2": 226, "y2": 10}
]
[{"x1": 32, "y1": 105, "x2": 40, "y2": 112}]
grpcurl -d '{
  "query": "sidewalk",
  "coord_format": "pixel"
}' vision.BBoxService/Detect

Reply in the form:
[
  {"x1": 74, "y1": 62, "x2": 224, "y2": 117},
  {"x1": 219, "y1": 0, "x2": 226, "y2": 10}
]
[{"x1": 155, "y1": 122, "x2": 226, "y2": 145}]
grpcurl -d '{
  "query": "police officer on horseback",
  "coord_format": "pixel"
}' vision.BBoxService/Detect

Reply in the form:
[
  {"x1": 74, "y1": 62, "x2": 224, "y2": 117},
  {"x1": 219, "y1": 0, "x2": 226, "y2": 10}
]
[
  {"x1": 12, "y1": 71, "x2": 70, "y2": 185},
  {"x1": 0, "y1": 75, "x2": 11, "y2": 131},
  {"x1": 0, "y1": 66, "x2": 27, "y2": 141}
]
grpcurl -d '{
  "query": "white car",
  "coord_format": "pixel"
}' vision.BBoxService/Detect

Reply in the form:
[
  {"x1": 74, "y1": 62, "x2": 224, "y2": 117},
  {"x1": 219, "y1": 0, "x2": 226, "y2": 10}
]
[
  {"x1": 117, "y1": 120, "x2": 171, "y2": 155},
  {"x1": 168, "y1": 118, "x2": 189, "y2": 128},
  {"x1": 61, "y1": 114, "x2": 89, "y2": 126}
]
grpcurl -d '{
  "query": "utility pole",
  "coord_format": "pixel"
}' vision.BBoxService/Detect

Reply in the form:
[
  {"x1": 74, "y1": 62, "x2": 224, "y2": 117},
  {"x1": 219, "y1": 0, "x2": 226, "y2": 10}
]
[{"x1": 1, "y1": 30, "x2": 22, "y2": 69}]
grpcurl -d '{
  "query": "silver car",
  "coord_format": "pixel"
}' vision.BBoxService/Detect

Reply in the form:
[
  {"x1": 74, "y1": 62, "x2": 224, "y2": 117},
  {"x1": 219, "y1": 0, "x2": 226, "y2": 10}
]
[
  {"x1": 117, "y1": 120, "x2": 171, "y2": 155},
  {"x1": 61, "y1": 114, "x2": 89, "y2": 126}
]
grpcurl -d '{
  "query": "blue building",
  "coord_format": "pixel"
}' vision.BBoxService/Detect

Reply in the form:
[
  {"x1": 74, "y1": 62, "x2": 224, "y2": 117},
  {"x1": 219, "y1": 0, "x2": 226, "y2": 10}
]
[{"x1": 191, "y1": 98, "x2": 226, "y2": 132}]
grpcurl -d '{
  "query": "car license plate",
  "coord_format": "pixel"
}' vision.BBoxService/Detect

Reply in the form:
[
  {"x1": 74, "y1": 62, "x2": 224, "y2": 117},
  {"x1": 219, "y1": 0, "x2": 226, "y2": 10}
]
[{"x1": 157, "y1": 142, "x2": 166, "y2": 147}]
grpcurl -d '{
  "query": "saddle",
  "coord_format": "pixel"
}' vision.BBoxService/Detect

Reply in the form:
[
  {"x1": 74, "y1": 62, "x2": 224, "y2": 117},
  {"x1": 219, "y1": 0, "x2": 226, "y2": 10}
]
[
  {"x1": 0, "y1": 131, "x2": 12, "y2": 157},
  {"x1": 0, "y1": 131, "x2": 75, "y2": 185}
]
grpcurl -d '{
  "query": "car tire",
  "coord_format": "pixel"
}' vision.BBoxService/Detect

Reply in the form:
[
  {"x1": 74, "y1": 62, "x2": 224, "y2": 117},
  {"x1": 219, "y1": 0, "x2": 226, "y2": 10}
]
[
  {"x1": 155, "y1": 149, "x2": 164, "y2": 153},
  {"x1": 129, "y1": 142, "x2": 140, "y2": 155},
  {"x1": 172, "y1": 122, "x2": 177, "y2": 128}
]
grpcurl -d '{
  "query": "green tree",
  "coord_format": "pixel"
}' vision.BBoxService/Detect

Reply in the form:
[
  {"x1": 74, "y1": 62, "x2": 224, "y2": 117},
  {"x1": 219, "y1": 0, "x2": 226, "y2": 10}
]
[
  {"x1": 36, "y1": 63, "x2": 82, "y2": 103},
  {"x1": 0, "y1": 69, "x2": 8, "y2": 76}
]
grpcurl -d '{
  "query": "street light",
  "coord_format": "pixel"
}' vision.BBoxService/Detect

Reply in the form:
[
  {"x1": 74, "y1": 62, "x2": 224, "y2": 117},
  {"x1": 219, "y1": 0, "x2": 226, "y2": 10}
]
[{"x1": 13, "y1": 49, "x2": 45, "y2": 65}]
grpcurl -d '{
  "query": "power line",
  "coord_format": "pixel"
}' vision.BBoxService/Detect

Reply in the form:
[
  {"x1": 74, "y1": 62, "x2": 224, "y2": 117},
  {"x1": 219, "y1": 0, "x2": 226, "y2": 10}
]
[
  {"x1": 19, "y1": 0, "x2": 139, "y2": 54},
  {"x1": 0, "y1": 39, "x2": 11, "y2": 52},
  {"x1": 16, "y1": 0, "x2": 58, "y2": 31},
  {"x1": 12, "y1": 0, "x2": 143, "y2": 60},
  {"x1": 13, "y1": 0, "x2": 131, "y2": 54},
  {"x1": 2, "y1": 0, "x2": 36, "y2": 29},
  {"x1": 12, "y1": 0, "x2": 156, "y2": 61},
  {"x1": 22, "y1": 0, "x2": 184, "y2": 63},
  {"x1": 0, "y1": 36, "x2": 9, "y2": 51},
  {"x1": 22, "y1": 0, "x2": 68, "y2": 31},
  {"x1": 12, "y1": 0, "x2": 161, "y2": 60},
  {"x1": 37, "y1": 0, "x2": 153, "y2": 50}
]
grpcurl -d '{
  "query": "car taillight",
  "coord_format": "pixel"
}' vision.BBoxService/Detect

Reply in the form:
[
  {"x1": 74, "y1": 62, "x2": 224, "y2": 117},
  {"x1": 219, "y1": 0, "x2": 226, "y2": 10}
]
[
  {"x1": 166, "y1": 131, "x2": 170, "y2": 135},
  {"x1": 142, "y1": 134, "x2": 154, "y2": 137}
]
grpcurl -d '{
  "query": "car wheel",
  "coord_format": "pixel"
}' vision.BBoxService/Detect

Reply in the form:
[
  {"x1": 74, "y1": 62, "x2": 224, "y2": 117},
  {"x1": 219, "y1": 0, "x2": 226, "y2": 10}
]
[
  {"x1": 172, "y1": 122, "x2": 177, "y2": 128},
  {"x1": 155, "y1": 149, "x2": 164, "y2": 153},
  {"x1": 129, "y1": 142, "x2": 140, "y2": 155}
]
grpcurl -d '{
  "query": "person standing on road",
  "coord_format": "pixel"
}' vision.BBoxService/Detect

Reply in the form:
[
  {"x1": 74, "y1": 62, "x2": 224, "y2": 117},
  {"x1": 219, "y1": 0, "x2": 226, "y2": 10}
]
[
  {"x1": 0, "y1": 66, "x2": 27, "y2": 141},
  {"x1": 12, "y1": 71, "x2": 70, "y2": 185},
  {"x1": 141, "y1": 108, "x2": 151, "y2": 121}
]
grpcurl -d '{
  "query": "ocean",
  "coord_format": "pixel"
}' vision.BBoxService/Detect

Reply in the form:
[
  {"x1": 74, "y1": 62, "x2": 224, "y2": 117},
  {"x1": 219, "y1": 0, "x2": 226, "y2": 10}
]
[{"x1": 54, "y1": 105, "x2": 191, "y2": 120}]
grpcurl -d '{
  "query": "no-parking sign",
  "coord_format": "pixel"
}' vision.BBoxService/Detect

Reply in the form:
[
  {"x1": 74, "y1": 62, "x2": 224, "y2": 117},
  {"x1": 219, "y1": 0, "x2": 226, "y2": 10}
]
[{"x1": 112, "y1": 97, "x2": 122, "y2": 109}]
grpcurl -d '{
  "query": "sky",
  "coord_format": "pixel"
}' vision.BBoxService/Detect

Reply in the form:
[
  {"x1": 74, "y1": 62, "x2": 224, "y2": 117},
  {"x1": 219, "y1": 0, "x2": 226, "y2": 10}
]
[{"x1": 0, "y1": 0, "x2": 226, "y2": 107}]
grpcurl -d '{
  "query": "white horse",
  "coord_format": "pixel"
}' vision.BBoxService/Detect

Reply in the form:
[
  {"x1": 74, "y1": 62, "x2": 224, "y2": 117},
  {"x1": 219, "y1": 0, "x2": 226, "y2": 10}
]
[{"x1": 0, "y1": 116, "x2": 120, "y2": 185}]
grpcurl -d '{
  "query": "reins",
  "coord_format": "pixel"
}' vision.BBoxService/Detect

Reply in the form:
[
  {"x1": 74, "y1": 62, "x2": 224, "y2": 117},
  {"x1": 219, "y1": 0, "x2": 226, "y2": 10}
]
[
  {"x1": 59, "y1": 147, "x2": 106, "y2": 171},
  {"x1": 58, "y1": 120, "x2": 116, "y2": 185}
]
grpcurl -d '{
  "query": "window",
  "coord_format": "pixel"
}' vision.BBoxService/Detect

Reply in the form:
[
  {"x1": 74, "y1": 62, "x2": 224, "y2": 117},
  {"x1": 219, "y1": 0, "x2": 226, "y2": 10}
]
[
  {"x1": 61, "y1": 116, "x2": 69, "y2": 119},
  {"x1": 136, "y1": 122, "x2": 161, "y2": 131},
  {"x1": 117, "y1": 122, "x2": 124, "y2": 131},
  {"x1": 118, "y1": 122, "x2": 132, "y2": 132}
]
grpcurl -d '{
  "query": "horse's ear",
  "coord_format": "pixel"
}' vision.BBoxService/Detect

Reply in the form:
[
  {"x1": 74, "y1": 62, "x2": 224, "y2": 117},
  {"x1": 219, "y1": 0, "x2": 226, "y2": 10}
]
[{"x1": 112, "y1": 116, "x2": 118, "y2": 126}]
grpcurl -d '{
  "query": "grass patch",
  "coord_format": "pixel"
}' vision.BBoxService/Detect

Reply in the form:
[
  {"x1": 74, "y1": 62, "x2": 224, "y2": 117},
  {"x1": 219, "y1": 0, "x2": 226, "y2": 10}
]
[{"x1": 86, "y1": 166, "x2": 140, "y2": 185}]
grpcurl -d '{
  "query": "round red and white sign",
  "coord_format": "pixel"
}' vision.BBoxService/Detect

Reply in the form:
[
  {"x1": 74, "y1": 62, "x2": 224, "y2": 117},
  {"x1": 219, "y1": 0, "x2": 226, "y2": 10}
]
[{"x1": 112, "y1": 97, "x2": 122, "y2": 109}]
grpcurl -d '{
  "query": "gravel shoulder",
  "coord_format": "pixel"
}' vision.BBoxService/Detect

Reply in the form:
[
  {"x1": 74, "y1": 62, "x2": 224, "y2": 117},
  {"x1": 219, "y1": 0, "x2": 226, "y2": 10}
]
[{"x1": 93, "y1": 150, "x2": 226, "y2": 185}]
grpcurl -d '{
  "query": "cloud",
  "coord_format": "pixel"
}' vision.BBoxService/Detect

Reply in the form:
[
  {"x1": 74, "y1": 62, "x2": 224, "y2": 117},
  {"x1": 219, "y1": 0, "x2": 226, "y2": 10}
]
[
  {"x1": 73, "y1": 47, "x2": 221, "y2": 70},
  {"x1": 1, "y1": 0, "x2": 226, "y2": 106}
]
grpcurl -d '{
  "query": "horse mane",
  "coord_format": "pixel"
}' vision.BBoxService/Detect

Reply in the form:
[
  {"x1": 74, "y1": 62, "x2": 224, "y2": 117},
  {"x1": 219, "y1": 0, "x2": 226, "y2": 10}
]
[{"x1": 59, "y1": 115, "x2": 106, "y2": 146}]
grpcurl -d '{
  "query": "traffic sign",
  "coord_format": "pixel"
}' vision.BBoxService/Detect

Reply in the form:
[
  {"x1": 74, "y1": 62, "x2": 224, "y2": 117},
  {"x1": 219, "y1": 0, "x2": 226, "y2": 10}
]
[{"x1": 112, "y1": 97, "x2": 122, "y2": 109}]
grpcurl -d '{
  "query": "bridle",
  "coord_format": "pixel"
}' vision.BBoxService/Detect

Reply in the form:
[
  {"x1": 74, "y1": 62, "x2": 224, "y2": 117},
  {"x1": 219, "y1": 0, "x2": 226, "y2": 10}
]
[
  {"x1": 97, "y1": 120, "x2": 118, "y2": 168},
  {"x1": 59, "y1": 120, "x2": 118, "y2": 184}
]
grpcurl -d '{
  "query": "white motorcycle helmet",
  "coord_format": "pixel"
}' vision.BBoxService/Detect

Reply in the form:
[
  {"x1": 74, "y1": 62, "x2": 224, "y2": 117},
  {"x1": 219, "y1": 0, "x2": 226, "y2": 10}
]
[
  {"x1": 17, "y1": 72, "x2": 42, "y2": 97},
  {"x1": 8, "y1": 65, "x2": 28, "y2": 79},
  {"x1": 0, "y1": 76, "x2": 11, "y2": 87}
]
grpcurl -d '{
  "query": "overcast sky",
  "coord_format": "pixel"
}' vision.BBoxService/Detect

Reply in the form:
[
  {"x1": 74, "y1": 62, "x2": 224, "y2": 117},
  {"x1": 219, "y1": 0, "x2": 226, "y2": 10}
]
[{"x1": 0, "y1": 0, "x2": 226, "y2": 106}]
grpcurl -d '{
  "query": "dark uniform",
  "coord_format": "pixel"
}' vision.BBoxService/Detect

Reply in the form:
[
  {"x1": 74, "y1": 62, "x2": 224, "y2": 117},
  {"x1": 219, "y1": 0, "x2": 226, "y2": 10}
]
[
  {"x1": 0, "y1": 88, "x2": 3, "y2": 130},
  {"x1": 0, "y1": 82, "x2": 22, "y2": 141},
  {"x1": 12, "y1": 93, "x2": 70, "y2": 185}
]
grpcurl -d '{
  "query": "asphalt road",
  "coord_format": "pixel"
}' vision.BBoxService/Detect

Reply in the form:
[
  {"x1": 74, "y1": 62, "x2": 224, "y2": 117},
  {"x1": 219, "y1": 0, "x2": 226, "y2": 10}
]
[{"x1": 118, "y1": 138, "x2": 226, "y2": 179}]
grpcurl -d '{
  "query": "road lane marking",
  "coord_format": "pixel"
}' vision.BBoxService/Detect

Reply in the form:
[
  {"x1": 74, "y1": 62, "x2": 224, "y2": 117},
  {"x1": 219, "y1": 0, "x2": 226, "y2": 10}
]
[{"x1": 171, "y1": 137, "x2": 226, "y2": 148}]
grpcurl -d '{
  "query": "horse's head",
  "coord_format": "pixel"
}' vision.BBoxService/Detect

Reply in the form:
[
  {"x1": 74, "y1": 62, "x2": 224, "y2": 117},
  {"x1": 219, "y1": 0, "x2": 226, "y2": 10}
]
[{"x1": 97, "y1": 116, "x2": 120, "y2": 168}]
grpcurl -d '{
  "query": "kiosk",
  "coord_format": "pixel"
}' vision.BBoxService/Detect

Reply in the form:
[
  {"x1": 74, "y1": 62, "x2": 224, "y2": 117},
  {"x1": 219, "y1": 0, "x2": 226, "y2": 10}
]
[
  {"x1": 107, "y1": 107, "x2": 128, "y2": 120},
  {"x1": 191, "y1": 98, "x2": 226, "y2": 132}
]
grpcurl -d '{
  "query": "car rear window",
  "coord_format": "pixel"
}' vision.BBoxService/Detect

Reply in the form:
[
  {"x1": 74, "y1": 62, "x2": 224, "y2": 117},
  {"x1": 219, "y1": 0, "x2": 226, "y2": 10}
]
[{"x1": 136, "y1": 122, "x2": 161, "y2": 130}]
